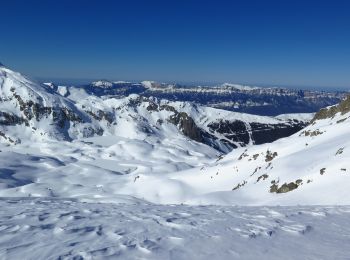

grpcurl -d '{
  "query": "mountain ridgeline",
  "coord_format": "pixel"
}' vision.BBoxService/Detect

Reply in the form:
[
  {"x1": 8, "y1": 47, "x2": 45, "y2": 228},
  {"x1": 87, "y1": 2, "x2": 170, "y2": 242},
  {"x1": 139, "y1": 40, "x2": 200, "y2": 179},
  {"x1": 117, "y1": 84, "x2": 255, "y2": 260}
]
[
  {"x1": 1, "y1": 65, "x2": 315, "y2": 152},
  {"x1": 73, "y1": 80, "x2": 347, "y2": 116}
]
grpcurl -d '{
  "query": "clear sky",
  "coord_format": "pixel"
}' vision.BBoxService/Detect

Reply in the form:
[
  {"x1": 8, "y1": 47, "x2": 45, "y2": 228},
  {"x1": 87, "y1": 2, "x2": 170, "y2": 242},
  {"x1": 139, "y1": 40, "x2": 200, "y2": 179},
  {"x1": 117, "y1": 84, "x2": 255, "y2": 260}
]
[{"x1": 1, "y1": 0, "x2": 350, "y2": 88}]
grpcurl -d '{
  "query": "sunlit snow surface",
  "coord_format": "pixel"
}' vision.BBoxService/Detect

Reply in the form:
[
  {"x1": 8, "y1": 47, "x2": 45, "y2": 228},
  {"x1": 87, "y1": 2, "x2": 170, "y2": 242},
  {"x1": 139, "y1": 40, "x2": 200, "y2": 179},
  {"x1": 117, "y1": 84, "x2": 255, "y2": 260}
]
[
  {"x1": 1, "y1": 198, "x2": 350, "y2": 259},
  {"x1": 1, "y1": 65, "x2": 350, "y2": 259}
]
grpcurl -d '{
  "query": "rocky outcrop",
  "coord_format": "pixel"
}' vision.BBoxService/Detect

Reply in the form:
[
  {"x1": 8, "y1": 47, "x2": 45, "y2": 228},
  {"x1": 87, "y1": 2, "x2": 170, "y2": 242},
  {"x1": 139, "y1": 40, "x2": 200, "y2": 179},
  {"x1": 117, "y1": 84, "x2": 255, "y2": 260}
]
[
  {"x1": 208, "y1": 120, "x2": 250, "y2": 144},
  {"x1": 0, "y1": 112, "x2": 28, "y2": 126},
  {"x1": 270, "y1": 179, "x2": 303, "y2": 193},
  {"x1": 312, "y1": 95, "x2": 350, "y2": 122},
  {"x1": 169, "y1": 112, "x2": 203, "y2": 143}
]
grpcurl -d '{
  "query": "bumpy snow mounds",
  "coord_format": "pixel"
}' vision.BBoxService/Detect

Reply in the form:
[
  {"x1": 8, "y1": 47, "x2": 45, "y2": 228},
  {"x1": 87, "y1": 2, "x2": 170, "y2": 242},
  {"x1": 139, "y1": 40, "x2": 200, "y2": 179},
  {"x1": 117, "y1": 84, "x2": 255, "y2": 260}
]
[{"x1": 1, "y1": 198, "x2": 350, "y2": 260}]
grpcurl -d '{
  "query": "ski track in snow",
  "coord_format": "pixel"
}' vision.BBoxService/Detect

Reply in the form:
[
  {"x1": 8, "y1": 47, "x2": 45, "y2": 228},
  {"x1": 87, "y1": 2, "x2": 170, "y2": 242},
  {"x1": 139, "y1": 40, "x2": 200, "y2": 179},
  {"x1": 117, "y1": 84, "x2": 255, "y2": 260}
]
[{"x1": 0, "y1": 198, "x2": 350, "y2": 260}]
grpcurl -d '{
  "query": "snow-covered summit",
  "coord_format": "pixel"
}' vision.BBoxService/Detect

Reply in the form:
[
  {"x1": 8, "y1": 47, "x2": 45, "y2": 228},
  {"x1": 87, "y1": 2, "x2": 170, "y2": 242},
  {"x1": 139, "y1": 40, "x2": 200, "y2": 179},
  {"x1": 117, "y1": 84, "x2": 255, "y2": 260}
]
[
  {"x1": 91, "y1": 80, "x2": 114, "y2": 88},
  {"x1": 141, "y1": 80, "x2": 155, "y2": 88},
  {"x1": 221, "y1": 83, "x2": 259, "y2": 91},
  {"x1": 141, "y1": 80, "x2": 173, "y2": 89},
  {"x1": 43, "y1": 82, "x2": 58, "y2": 91}
]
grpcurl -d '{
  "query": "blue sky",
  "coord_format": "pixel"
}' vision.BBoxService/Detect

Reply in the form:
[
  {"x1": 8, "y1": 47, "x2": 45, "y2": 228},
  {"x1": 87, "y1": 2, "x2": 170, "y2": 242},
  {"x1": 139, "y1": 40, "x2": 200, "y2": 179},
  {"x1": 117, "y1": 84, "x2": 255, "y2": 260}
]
[{"x1": 1, "y1": 0, "x2": 350, "y2": 88}]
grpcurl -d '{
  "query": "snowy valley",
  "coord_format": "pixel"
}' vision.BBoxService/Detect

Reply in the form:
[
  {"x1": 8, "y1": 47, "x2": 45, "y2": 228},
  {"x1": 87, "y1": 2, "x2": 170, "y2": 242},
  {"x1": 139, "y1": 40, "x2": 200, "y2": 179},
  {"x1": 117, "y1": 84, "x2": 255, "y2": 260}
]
[{"x1": 1, "y1": 63, "x2": 350, "y2": 259}]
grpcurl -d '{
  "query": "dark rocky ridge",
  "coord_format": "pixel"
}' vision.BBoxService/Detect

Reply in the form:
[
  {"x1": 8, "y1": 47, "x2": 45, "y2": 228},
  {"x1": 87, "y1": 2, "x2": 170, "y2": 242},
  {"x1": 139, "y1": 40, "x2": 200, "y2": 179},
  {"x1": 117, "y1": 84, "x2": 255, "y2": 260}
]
[
  {"x1": 168, "y1": 112, "x2": 204, "y2": 143},
  {"x1": 312, "y1": 95, "x2": 350, "y2": 122},
  {"x1": 207, "y1": 120, "x2": 307, "y2": 147},
  {"x1": 141, "y1": 97, "x2": 308, "y2": 152}
]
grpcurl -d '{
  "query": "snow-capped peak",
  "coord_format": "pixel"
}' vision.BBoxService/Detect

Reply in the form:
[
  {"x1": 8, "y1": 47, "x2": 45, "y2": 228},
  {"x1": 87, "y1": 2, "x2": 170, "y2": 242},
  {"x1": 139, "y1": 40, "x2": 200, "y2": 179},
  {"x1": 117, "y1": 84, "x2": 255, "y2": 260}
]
[
  {"x1": 141, "y1": 80, "x2": 157, "y2": 88},
  {"x1": 221, "y1": 83, "x2": 259, "y2": 91},
  {"x1": 91, "y1": 80, "x2": 114, "y2": 88},
  {"x1": 43, "y1": 82, "x2": 58, "y2": 91}
]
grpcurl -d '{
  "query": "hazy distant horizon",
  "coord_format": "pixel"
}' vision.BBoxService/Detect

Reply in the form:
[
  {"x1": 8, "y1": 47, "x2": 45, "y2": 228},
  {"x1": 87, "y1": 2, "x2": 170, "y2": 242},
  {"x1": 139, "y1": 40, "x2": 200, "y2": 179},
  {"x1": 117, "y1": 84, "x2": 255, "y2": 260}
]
[{"x1": 34, "y1": 76, "x2": 349, "y2": 92}]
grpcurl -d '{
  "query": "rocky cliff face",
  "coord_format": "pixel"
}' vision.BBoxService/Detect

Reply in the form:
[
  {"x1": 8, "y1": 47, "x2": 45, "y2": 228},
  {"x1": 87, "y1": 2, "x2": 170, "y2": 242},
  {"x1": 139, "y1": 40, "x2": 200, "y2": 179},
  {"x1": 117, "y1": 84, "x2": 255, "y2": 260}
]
[
  {"x1": 169, "y1": 112, "x2": 204, "y2": 143},
  {"x1": 207, "y1": 120, "x2": 307, "y2": 147}
]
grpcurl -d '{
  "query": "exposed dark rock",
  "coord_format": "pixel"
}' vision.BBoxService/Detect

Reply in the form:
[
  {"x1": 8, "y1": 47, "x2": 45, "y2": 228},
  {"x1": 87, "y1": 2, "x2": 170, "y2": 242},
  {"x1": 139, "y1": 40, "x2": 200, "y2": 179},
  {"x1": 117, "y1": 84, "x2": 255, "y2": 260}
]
[
  {"x1": 208, "y1": 120, "x2": 250, "y2": 144},
  {"x1": 336, "y1": 118, "x2": 347, "y2": 124},
  {"x1": 85, "y1": 110, "x2": 114, "y2": 124},
  {"x1": 270, "y1": 183, "x2": 279, "y2": 193},
  {"x1": 169, "y1": 112, "x2": 203, "y2": 143},
  {"x1": 146, "y1": 102, "x2": 159, "y2": 111},
  {"x1": 336, "y1": 148, "x2": 344, "y2": 155},
  {"x1": 0, "y1": 112, "x2": 28, "y2": 126},
  {"x1": 251, "y1": 166, "x2": 261, "y2": 176},
  {"x1": 0, "y1": 131, "x2": 19, "y2": 144},
  {"x1": 312, "y1": 95, "x2": 350, "y2": 122},
  {"x1": 257, "y1": 174, "x2": 269, "y2": 182},
  {"x1": 250, "y1": 122, "x2": 307, "y2": 144},
  {"x1": 208, "y1": 119, "x2": 307, "y2": 147},
  {"x1": 277, "y1": 182, "x2": 298, "y2": 193},
  {"x1": 270, "y1": 179, "x2": 302, "y2": 193},
  {"x1": 232, "y1": 180, "x2": 247, "y2": 191},
  {"x1": 238, "y1": 150, "x2": 248, "y2": 160},
  {"x1": 265, "y1": 150, "x2": 278, "y2": 162},
  {"x1": 300, "y1": 129, "x2": 323, "y2": 137}
]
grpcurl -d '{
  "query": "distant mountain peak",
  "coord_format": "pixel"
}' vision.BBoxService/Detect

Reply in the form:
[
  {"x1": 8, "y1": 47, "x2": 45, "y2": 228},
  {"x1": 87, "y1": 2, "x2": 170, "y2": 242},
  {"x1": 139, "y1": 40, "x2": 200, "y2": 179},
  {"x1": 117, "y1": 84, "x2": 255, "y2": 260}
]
[
  {"x1": 141, "y1": 80, "x2": 157, "y2": 88},
  {"x1": 91, "y1": 80, "x2": 113, "y2": 88},
  {"x1": 0, "y1": 62, "x2": 4, "y2": 67},
  {"x1": 141, "y1": 81, "x2": 176, "y2": 89},
  {"x1": 221, "y1": 83, "x2": 258, "y2": 91}
]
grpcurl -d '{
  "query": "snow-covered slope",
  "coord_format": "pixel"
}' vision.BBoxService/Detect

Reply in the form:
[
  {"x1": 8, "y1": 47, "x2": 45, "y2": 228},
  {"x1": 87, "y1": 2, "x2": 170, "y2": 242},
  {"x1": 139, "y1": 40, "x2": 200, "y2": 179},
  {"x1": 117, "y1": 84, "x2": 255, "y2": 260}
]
[
  {"x1": 0, "y1": 64, "x2": 348, "y2": 206},
  {"x1": 0, "y1": 65, "x2": 104, "y2": 143},
  {"x1": 0, "y1": 98, "x2": 348, "y2": 205},
  {"x1": 124, "y1": 97, "x2": 350, "y2": 205},
  {"x1": 1, "y1": 64, "x2": 349, "y2": 259}
]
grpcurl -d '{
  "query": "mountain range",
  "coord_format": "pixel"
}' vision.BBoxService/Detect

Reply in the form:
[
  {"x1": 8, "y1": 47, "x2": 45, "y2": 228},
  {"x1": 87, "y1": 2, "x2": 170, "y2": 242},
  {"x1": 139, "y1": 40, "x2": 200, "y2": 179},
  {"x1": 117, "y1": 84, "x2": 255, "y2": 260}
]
[
  {"x1": 1, "y1": 63, "x2": 350, "y2": 259},
  {"x1": 56, "y1": 79, "x2": 348, "y2": 116},
  {"x1": 0, "y1": 63, "x2": 348, "y2": 205},
  {"x1": 1, "y1": 64, "x2": 309, "y2": 152}
]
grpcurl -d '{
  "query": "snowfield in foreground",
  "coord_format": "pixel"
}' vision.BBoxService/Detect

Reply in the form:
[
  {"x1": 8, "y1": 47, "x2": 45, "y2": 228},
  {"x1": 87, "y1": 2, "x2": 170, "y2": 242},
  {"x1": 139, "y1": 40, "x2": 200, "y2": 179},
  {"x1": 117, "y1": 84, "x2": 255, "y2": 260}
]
[{"x1": 1, "y1": 198, "x2": 350, "y2": 260}]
